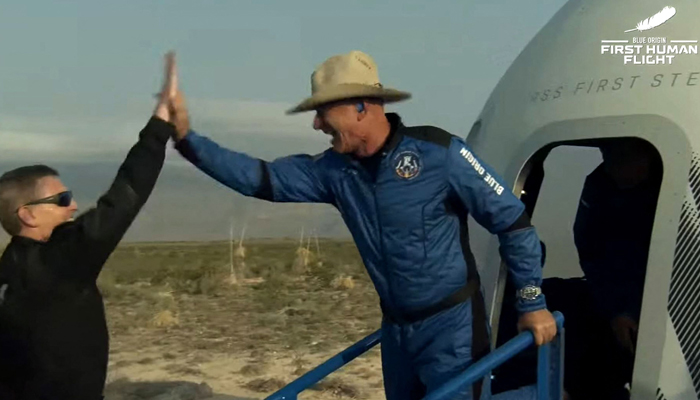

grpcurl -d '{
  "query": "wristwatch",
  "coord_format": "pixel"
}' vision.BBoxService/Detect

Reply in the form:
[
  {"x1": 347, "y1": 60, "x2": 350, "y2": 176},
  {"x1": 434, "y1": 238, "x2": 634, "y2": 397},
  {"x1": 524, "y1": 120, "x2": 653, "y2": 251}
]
[{"x1": 517, "y1": 285, "x2": 542, "y2": 301}]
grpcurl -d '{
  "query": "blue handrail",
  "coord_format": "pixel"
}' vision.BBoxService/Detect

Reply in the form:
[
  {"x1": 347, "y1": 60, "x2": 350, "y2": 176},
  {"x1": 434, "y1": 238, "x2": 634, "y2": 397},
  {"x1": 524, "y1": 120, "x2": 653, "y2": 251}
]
[
  {"x1": 264, "y1": 329, "x2": 382, "y2": 400},
  {"x1": 265, "y1": 311, "x2": 565, "y2": 400},
  {"x1": 423, "y1": 311, "x2": 565, "y2": 400}
]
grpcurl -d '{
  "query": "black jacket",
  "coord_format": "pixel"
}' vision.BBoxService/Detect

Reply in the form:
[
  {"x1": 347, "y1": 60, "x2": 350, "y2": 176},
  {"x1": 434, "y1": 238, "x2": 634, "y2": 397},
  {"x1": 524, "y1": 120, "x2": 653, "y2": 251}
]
[{"x1": 0, "y1": 117, "x2": 173, "y2": 400}]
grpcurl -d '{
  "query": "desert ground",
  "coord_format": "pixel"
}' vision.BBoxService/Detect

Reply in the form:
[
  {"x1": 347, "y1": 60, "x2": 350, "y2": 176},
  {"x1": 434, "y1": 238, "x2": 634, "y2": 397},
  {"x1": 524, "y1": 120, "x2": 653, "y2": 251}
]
[{"x1": 98, "y1": 238, "x2": 386, "y2": 400}]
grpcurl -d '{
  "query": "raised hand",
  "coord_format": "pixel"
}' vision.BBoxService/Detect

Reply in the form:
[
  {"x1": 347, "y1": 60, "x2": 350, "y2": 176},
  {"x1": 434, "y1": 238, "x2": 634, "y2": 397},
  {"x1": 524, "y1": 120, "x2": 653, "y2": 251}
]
[
  {"x1": 153, "y1": 51, "x2": 177, "y2": 122},
  {"x1": 170, "y1": 89, "x2": 190, "y2": 141}
]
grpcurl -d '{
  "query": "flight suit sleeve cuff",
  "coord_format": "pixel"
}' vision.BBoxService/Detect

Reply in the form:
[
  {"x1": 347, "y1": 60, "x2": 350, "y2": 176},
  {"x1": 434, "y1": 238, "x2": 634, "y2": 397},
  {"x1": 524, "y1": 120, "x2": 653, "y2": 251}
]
[
  {"x1": 515, "y1": 292, "x2": 547, "y2": 314},
  {"x1": 173, "y1": 130, "x2": 199, "y2": 160}
]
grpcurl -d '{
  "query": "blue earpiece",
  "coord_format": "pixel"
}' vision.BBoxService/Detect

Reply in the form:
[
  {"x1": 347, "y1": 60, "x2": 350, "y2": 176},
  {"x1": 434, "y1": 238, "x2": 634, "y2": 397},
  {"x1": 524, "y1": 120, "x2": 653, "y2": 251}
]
[{"x1": 356, "y1": 103, "x2": 365, "y2": 113}]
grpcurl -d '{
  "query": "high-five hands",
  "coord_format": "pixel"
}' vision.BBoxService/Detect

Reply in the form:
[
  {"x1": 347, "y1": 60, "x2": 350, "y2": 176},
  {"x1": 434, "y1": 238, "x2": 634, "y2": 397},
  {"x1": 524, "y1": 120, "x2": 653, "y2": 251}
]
[
  {"x1": 154, "y1": 51, "x2": 177, "y2": 122},
  {"x1": 170, "y1": 86, "x2": 190, "y2": 141},
  {"x1": 151, "y1": 51, "x2": 190, "y2": 141}
]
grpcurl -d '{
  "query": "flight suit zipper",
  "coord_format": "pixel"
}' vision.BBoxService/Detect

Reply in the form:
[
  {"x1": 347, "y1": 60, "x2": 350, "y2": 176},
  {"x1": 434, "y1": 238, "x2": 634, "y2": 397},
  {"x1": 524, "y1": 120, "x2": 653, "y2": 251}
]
[
  {"x1": 353, "y1": 157, "x2": 392, "y2": 312},
  {"x1": 374, "y1": 151, "x2": 392, "y2": 312}
]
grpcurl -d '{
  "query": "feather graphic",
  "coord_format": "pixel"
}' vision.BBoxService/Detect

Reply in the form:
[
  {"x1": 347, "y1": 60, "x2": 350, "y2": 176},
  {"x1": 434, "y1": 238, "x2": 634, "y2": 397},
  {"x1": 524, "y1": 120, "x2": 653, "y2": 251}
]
[{"x1": 625, "y1": 6, "x2": 676, "y2": 33}]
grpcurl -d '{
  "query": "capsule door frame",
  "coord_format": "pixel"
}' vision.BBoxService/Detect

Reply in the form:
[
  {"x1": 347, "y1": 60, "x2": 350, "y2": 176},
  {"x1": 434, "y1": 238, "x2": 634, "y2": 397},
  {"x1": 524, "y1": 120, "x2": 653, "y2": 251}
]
[{"x1": 485, "y1": 114, "x2": 691, "y2": 400}]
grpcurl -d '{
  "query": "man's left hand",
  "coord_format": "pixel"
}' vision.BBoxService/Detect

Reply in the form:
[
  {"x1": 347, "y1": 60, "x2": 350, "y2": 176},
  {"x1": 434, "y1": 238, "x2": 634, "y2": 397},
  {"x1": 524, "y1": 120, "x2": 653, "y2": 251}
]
[
  {"x1": 154, "y1": 51, "x2": 177, "y2": 122},
  {"x1": 517, "y1": 309, "x2": 557, "y2": 346},
  {"x1": 611, "y1": 315, "x2": 638, "y2": 355}
]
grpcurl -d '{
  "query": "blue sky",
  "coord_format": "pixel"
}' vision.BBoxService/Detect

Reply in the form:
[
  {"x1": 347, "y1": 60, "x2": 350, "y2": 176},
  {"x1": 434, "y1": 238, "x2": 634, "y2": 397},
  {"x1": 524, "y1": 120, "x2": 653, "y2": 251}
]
[{"x1": 0, "y1": 0, "x2": 569, "y2": 241}]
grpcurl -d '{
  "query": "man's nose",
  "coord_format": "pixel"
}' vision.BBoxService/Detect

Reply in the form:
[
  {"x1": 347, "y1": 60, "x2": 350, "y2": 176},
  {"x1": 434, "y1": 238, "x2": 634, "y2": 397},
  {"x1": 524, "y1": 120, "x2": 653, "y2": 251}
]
[{"x1": 69, "y1": 199, "x2": 78, "y2": 211}]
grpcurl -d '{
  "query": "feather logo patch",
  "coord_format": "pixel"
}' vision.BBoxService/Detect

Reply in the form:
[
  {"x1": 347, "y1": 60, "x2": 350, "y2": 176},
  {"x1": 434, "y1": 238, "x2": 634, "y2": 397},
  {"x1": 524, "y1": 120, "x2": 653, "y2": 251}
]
[
  {"x1": 624, "y1": 6, "x2": 676, "y2": 33},
  {"x1": 600, "y1": 5, "x2": 697, "y2": 65}
]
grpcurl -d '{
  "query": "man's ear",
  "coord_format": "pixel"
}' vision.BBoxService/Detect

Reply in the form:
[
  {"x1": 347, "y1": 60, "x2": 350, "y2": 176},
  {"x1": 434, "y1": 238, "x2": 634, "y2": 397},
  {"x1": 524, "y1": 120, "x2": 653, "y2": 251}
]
[
  {"x1": 16, "y1": 207, "x2": 38, "y2": 228},
  {"x1": 356, "y1": 102, "x2": 367, "y2": 121}
]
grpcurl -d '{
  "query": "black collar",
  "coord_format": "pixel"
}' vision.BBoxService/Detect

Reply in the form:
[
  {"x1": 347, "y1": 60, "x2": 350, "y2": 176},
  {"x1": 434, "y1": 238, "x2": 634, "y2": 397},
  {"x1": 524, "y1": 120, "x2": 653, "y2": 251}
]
[
  {"x1": 344, "y1": 113, "x2": 405, "y2": 166},
  {"x1": 10, "y1": 234, "x2": 44, "y2": 246},
  {"x1": 381, "y1": 113, "x2": 405, "y2": 154}
]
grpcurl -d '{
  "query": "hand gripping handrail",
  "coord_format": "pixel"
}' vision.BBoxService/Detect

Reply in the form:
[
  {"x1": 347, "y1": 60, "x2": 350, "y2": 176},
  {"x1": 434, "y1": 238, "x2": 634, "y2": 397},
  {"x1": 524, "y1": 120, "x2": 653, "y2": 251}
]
[
  {"x1": 265, "y1": 311, "x2": 565, "y2": 400},
  {"x1": 423, "y1": 310, "x2": 565, "y2": 400}
]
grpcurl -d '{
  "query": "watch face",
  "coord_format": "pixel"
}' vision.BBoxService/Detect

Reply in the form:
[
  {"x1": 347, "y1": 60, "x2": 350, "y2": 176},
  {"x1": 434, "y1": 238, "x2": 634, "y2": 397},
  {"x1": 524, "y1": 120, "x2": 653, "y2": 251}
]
[{"x1": 521, "y1": 286, "x2": 540, "y2": 300}]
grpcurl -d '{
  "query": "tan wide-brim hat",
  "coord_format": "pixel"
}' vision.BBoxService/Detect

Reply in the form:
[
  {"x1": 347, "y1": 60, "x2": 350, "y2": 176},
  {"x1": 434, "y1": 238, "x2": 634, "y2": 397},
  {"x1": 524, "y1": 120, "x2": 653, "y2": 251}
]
[{"x1": 286, "y1": 50, "x2": 411, "y2": 114}]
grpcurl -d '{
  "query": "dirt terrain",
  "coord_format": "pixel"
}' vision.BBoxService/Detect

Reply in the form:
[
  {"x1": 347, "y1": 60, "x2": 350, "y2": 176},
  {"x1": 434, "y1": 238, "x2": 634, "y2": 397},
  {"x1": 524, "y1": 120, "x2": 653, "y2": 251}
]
[{"x1": 98, "y1": 239, "x2": 386, "y2": 400}]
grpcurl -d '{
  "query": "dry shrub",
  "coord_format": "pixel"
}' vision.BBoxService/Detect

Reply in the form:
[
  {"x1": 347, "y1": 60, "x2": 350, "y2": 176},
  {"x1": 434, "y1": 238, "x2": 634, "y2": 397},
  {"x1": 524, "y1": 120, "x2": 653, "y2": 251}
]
[
  {"x1": 97, "y1": 272, "x2": 121, "y2": 299},
  {"x1": 311, "y1": 377, "x2": 363, "y2": 398},
  {"x1": 104, "y1": 378, "x2": 214, "y2": 399},
  {"x1": 289, "y1": 353, "x2": 309, "y2": 376},
  {"x1": 369, "y1": 380, "x2": 384, "y2": 389},
  {"x1": 330, "y1": 274, "x2": 355, "y2": 290},
  {"x1": 234, "y1": 245, "x2": 246, "y2": 259},
  {"x1": 228, "y1": 243, "x2": 248, "y2": 283},
  {"x1": 238, "y1": 363, "x2": 267, "y2": 376},
  {"x1": 193, "y1": 272, "x2": 225, "y2": 295},
  {"x1": 244, "y1": 377, "x2": 287, "y2": 393},
  {"x1": 223, "y1": 274, "x2": 238, "y2": 286},
  {"x1": 292, "y1": 247, "x2": 312, "y2": 274},
  {"x1": 154, "y1": 291, "x2": 176, "y2": 311},
  {"x1": 164, "y1": 363, "x2": 201, "y2": 376},
  {"x1": 151, "y1": 310, "x2": 179, "y2": 328}
]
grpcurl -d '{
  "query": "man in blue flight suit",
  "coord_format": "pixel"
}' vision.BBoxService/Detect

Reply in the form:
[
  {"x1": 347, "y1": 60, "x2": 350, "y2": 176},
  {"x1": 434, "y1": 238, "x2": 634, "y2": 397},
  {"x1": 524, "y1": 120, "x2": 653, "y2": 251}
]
[
  {"x1": 572, "y1": 139, "x2": 662, "y2": 398},
  {"x1": 167, "y1": 51, "x2": 557, "y2": 399}
]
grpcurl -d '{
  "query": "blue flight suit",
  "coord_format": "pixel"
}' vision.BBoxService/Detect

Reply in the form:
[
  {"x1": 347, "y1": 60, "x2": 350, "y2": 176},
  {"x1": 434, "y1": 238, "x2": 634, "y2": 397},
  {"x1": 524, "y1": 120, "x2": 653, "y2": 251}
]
[
  {"x1": 573, "y1": 163, "x2": 660, "y2": 324},
  {"x1": 175, "y1": 113, "x2": 547, "y2": 399},
  {"x1": 571, "y1": 160, "x2": 661, "y2": 398}
]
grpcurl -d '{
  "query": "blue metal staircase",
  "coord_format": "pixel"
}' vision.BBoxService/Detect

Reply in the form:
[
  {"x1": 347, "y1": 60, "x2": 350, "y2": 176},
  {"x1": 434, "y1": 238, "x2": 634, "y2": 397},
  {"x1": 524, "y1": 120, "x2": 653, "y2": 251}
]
[{"x1": 265, "y1": 311, "x2": 565, "y2": 400}]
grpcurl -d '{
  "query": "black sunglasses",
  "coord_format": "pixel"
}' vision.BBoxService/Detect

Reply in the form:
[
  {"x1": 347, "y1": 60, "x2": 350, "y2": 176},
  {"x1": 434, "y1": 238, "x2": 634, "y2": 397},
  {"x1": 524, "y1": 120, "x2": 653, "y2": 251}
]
[{"x1": 17, "y1": 191, "x2": 73, "y2": 212}]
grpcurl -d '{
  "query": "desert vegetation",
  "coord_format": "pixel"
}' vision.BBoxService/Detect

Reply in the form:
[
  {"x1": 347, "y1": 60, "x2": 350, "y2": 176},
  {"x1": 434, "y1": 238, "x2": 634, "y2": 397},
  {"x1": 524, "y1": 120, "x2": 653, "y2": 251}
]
[{"x1": 98, "y1": 238, "x2": 385, "y2": 400}]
